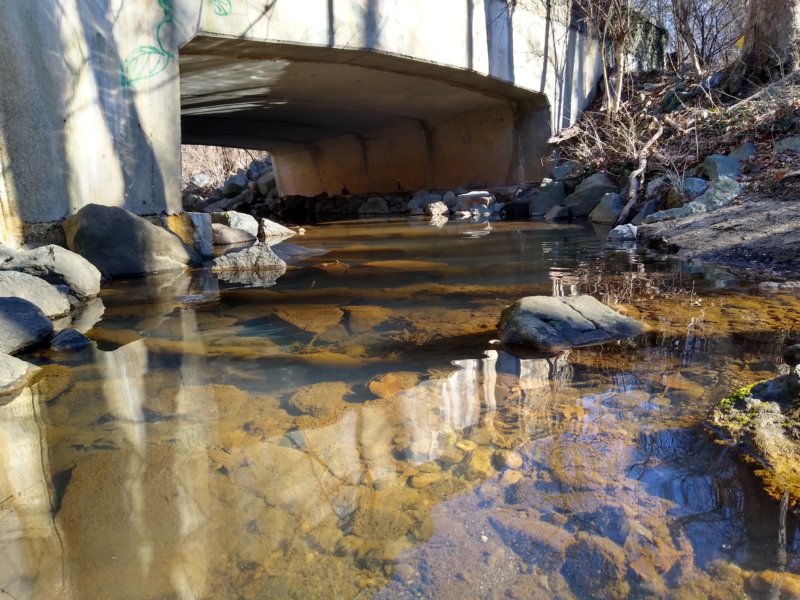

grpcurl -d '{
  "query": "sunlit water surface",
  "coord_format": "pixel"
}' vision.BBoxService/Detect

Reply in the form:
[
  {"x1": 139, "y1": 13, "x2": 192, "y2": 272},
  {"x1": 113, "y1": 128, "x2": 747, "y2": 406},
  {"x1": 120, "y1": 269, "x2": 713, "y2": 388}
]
[{"x1": 3, "y1": 219, "x2": 800, "y2": 599}]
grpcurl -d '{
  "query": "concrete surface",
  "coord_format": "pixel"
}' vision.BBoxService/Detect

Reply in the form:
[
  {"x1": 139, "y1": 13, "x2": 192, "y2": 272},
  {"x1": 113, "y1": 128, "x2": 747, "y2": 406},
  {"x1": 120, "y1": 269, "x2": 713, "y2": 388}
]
[{"x1": 0, "y1": 0, "x2": 662, "y2": 245}]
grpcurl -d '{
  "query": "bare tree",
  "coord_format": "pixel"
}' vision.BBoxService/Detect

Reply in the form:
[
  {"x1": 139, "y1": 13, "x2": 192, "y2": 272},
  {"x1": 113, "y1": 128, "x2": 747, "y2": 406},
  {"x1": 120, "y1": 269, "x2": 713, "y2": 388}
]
[
  {"x1": 727, "y1": 0, "x2": 800, "y2": 93},
  {"x1": 574, "y1": 0, "x2": 638, "y2": 116}
]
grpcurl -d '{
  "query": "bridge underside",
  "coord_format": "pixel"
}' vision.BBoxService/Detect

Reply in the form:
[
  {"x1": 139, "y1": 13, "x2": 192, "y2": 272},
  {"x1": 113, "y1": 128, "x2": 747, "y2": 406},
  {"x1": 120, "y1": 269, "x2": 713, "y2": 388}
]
[{"x1": 180, "y1": 37, "x2": 551, "y2": 196}]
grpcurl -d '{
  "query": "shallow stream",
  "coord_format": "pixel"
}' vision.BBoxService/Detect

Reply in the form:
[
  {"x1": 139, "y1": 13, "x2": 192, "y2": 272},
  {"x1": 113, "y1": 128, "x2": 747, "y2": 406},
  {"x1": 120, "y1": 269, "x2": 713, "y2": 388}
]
[{"x1": 3, "y1": 218, "x2": 800, "y2": 599}]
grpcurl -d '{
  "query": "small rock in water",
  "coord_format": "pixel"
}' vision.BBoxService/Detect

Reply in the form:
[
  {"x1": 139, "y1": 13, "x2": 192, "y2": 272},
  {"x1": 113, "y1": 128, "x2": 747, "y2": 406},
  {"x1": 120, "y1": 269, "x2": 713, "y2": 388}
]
[
  {"x1": 500, "y1": 469, "x2": 524, "y2": 486},
  {"x1": 211, "y1": 223, "x2": 256, "y2": 245},
  {"x1": 51, "y1": 328, "x2": 91, "y2": 352},
  {"x1": 608, "y1": 224, "x2": 638, "y2": 243},
  {"x1": 784, "y1": 344, "x2": 800, "y2": 367}
]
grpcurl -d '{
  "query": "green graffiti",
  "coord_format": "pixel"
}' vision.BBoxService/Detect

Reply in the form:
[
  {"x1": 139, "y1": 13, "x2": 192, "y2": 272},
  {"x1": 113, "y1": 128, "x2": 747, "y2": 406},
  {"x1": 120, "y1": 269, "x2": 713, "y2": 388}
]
[
  {"x1": 121, "y1": 0, "x2": 231, "y2": 88},
  {"x1": 210, "y1": 0, "x2": 232, "y2": 16}
]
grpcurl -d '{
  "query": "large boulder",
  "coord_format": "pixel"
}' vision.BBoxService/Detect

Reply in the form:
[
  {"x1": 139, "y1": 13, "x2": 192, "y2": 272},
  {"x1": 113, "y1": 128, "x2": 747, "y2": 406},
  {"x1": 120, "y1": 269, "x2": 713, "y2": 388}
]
[
  {"x1": 359, "y1": 197, "x2": 390, "y2": 214},
  {"x1": 0, "y1": 297, "x2": 54, "y2": 354},
  {"x1": 211, "y1": 223, "x2": 256, "y2": 246},
  {"x1": 0, "y1": 271, "x2": 70, "y2": 318},
  {"x1": 588, "y1": 193, "x2": 624, "y2": 224},
  {"x1": 211, "y1": 243, "x2": 287, "y2": 279},
  {"x1": 544, "y1": 205, "x2": 570, "y2": 222},
  {"x1": 259, "y1": 218, "x2": 296, "y2": 241},
  {"x1": 222, "y1": 169, "x2": 249, "y2": 197},
  {"x1": 257, "y1": 171, "x2": 276, "y2": 196},
  {"x1": 552, "y1": 159, "x2": 580, "y2": 180},
  {"x1": 498, "y1": 295, "x2": 644, "y2": 352},
  {"x1": 528, "y1": 180, "x2": 568, "y2": 217},
  {"x1": 700, "y1": 154, "x2": 740, "y2": 180},
  {"x1": 564, "y1": 172, "x2": 617, "y2": 218},
  {"x1": 774, "y1": 135, "x2": 800, "y2": 154},
  {"x1": 0, "y1": 353, "x2": 40, "y2": 395},
  {"x1": 64, "y1": 204, "x2": 200, "y2": 277},
  {"x1": 643, "y1": 176, "x2": 741, "y2": 224},
  {"x1": 0, "y1": 244, "x2": 101, "y2": 299},
  {"x1": 212, "y1": 211, "x2": 259, "y2": 238}
]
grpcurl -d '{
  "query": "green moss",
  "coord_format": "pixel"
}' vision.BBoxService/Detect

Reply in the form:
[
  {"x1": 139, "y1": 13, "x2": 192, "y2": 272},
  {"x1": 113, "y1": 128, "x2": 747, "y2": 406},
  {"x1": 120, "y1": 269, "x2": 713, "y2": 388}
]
[{"x1": 717, "y1": 382, "x2": 758, "y2": 413}]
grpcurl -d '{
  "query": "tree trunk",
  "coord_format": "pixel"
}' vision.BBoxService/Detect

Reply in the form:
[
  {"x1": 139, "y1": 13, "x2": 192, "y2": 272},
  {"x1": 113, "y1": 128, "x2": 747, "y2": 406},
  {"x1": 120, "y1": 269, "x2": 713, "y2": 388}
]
[{"x1": 727, "y1": 0, "x2": 800, "y2": 93}]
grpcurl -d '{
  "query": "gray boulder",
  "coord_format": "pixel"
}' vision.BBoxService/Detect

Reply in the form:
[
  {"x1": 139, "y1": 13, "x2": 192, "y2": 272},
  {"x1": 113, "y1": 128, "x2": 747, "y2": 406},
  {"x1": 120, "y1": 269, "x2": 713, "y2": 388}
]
[
  {"x1": 189, "y1": 172, "x2": 213, "y2": 188},
  {"x1": 203, "y1": 189, "x2": 253, "y2": 213},
  {"x1": 0, "y1": 244, "x2": 101, "y2": 299},
  {"x1": 701, "y1": 154, "x2": 740, "y2": 180},
  {"x1": 588, "y1": 193, "x2": 624, "y2": 224},
  {"x1": 564, "y1": 172, "x2": 617, "y2": 218},
  {"x1": 211, "y1": 243, "x2": 288, "y2": 287},
  {"x1": 544, "y1": 205, "x2": 570, "y2": 222},
  {"x1": 408, "y1": 192, "x2": 441, "y2": 212},
  {"x1": 359, "y1": 197, "x2": 390, "y2": 214},
  {"x1": 256, "y1": 171, "x2": 276, "y2": 196},
  {"x1": 529, "y1": 180, "x2": 568, "y2": 217},
  {"x1": 729, "y1": 141, "x2": 757, "y2": 161},
  {"x1": 456, "y1": 191, "x2": 494, "y2": 211},
  {"x1": 608, "y1": 224, "x2": 638, "y2": 243},
  {"x1": 212, "y1": 242, "x2": 287, "y2": 272},
  {"x1": 442, "y1": 191, "x2": 457, "y2": 208},
  {"x1": 498, "y1": 295, "x2": 644, "y2": 352},
  {"x1": 0, "y1": 353, "x2": 40, "y2": 395},
  {"x1": 645, "y1": 176, "x2": 667, "y2": 199},
  {"x1": 682, "y1": 177, "x2": 709, "y2": 199},
  {"x1": 259, "y1": 218, "x2": 296, "y2": 241},
  {"x1": 212, "y1": 223, "x2": 256, "y2": 245},
  {"x1": 222, "y1": 170, "x2": 249, "y2": 198},
  {"x1": 425, "y1": 201, "x2": 449, "y2": 216},
  {"x1": 631, "y1": 199, "x2": 660, "y2": 225},
  {"x1": 0, "y1": 297, "x2": 54, "y2": 354},
  {"x1": 51, "y1": 328, "x2": 91, "y2": 352},
  {"x1": 552, "y1": 159, "x2": 579, "y2": 180},
  {"x1": 774, "y1": 135, "x2": 800, "y2": 154},
  {"x1": 0, "y1": 271, "x2": 70, "y2": 318},
  {"x1": 644, "y1": 176, "x2": 741, "y2": 224},
  {"x1": 212, "y1": 211, "x2": 259, "y2": 238},
  {"x1": 64, "y1": 204, "x2": 200, "y2": 277}
]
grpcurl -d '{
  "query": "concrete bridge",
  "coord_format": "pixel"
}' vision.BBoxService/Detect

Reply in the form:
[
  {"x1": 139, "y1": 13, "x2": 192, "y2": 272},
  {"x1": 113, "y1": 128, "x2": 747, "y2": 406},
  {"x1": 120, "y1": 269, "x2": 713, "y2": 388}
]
[{"x1": 0, "y1": 0, "x2": 617, "y2": 246}]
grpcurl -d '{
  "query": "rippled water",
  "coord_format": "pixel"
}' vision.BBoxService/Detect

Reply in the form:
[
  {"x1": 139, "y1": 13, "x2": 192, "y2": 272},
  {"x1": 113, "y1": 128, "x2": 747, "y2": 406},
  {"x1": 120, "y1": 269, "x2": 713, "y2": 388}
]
[{"x1": 3, "y1": 218, "x2": 800, "y2": 599}]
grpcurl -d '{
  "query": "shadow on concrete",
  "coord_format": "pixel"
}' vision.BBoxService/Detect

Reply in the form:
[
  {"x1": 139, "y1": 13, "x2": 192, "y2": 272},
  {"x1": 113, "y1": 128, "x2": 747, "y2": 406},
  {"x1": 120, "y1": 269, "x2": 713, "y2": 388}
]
[
  {"x1": 0, "y1": 2, "x2": 72, "y2": 235},
  {"x1": 484, "y1": 0, "x2": 515, "y2": 82},
  {"x1": 76, "y1": 0, "x2": 167, "y2": 217}
]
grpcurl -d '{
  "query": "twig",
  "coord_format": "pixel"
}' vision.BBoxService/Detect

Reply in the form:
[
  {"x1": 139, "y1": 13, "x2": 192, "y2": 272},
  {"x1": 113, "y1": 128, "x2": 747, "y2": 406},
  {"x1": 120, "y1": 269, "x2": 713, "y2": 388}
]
[{"x1": 615, "y1": 116, "x2": 664, "y2": 226}]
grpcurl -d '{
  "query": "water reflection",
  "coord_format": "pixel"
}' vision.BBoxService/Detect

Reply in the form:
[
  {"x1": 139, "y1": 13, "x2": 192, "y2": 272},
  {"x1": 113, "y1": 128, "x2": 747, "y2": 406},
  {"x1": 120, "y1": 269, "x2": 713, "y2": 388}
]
[{"x1": 2, "y1": 220, "x2": 800, "y2": 598}]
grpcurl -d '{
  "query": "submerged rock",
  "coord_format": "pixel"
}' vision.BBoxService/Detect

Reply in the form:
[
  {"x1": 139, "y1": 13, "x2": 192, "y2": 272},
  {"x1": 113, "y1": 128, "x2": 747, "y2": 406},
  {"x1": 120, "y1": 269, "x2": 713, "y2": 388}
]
[
  {"x1": 64, "y1": 204, "x2": 199, "y2": 277},
  {"x1": 498, "y1": 295, "x2": 644, "y2": 352},
  {"x1": 286, "y1": 381, "x2": 351, "y2": 419}
]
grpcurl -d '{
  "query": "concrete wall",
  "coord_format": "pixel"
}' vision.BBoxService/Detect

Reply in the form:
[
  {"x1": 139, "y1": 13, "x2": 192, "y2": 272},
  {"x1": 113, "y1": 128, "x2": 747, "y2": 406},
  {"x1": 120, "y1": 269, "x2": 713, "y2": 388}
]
[{"x1": 0, "y1": 0, "x2": 613, "y2": 245}]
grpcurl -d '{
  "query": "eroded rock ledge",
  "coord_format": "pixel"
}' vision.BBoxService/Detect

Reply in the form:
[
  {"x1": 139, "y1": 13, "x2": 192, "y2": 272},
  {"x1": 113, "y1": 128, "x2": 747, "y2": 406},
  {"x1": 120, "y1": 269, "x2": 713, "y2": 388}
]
[{"x1": 710, "y1": 344, "x2": 800, "y2": 502}]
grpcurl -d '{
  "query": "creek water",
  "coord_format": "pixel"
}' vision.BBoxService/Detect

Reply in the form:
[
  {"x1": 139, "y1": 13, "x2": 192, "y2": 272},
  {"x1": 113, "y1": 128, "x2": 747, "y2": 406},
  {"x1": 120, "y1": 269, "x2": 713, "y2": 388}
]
[{"x1": 3, "y1": 218, "x2": 800, "y2": 599}]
